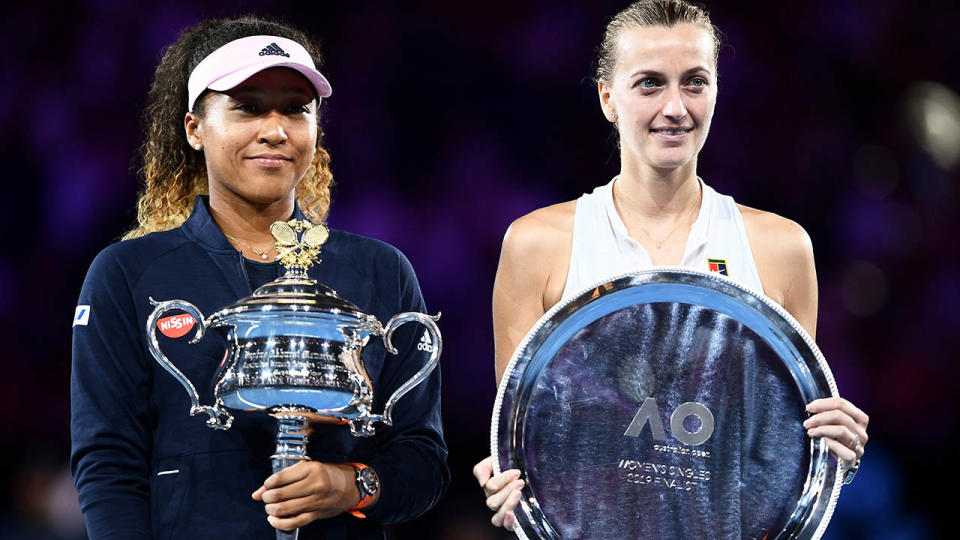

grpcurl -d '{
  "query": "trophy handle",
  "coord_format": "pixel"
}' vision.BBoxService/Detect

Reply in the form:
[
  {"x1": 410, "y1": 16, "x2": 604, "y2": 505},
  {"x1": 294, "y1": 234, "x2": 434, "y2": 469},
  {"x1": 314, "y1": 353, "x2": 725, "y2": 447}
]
[
  {"x1": 146, "y1": 298, "x2": 234, "y2": 430},
  {"x1": 351, "y1": 312, "x2": 441, "y2": 437}
]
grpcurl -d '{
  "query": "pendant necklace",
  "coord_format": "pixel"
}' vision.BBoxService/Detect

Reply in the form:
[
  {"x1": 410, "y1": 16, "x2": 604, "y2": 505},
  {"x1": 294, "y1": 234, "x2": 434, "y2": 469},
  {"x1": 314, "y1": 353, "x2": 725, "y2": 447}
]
[
  {"x1": 629, "y1": 183, "x2": 703, "y2": 250},
  {"x1": 635, "y1": 221, "x2": 687, "y2": 249},
  {"x1": 223, "y1": 233, "x2": 275, "y2": 261}
]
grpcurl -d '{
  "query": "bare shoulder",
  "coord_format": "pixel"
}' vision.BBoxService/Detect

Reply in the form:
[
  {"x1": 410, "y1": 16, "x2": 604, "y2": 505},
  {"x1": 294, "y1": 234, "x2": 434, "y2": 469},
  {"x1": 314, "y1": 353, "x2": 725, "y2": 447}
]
[
  {"x1": 738, "y1": 204, "x2": 818, "y2": 334},
  {"x1": 738, "y1": 204, "x2": 813, "y2": 262},
  {"x1": 501, "y1": 200, "x2": 576, "y2": 259},
  {"x1": 497, "y1": 200, "x2": 577, "y2": 315},
  {"x1": 494, "y1": 200, "x2": 578, "y2": 379}
]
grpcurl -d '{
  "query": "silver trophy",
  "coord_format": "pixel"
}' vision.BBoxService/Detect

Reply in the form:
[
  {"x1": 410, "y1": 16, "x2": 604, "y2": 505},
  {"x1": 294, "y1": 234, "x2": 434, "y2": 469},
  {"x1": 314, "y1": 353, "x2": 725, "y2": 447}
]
[
  {"x1": 146, "y1": 219, "x2": 441, "y2": 540},
  {"x1": 494, "y1": 268, "x2": 845, "y2": 539}
]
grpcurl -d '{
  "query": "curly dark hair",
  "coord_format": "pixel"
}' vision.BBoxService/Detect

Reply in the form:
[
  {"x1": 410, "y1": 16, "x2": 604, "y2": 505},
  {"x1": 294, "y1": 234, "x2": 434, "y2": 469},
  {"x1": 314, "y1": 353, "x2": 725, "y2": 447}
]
[{"x1": 124, "y1": 15, "x2": 334, "y2": 239}]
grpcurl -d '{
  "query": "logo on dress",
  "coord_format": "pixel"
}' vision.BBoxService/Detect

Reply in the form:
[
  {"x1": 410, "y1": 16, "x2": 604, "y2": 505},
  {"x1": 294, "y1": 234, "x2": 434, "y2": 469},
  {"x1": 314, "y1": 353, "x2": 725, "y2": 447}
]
[
  {"x1": 417, "y1": 331, "x2": 436, "y2": 353},
  {"x1": 707, "y1": 258, "x2": 728, "y2": 276},
  {"x1": 74, "y1": 305, "x2": 91, "y2": 327},
  {"x1": 157, "y1": 313, "x2": 196, "y2": 338}
]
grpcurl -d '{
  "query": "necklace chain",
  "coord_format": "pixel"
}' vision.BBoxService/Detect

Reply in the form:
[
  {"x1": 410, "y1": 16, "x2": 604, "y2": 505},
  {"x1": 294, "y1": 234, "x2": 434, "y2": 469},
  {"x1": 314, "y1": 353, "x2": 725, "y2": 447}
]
[
  {"x1": 620, "y1": 180, "x2": 703, "y2": 250},
  {"x1": 223, "y1": 233, "x2": 276, "y2": 261},
  {"x1": 633, "y1": 208, "x2": 696, "y2": 249}
]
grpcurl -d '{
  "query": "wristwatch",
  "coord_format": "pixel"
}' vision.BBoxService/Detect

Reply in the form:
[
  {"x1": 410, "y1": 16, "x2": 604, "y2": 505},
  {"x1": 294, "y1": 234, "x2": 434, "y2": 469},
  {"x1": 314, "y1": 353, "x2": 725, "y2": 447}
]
[
  {"x1": 346, "y1": 463, "x2": 379, "y2": 518},
  {"x1": 841, "y1": 458, "x2": 861, "y2": 485}
]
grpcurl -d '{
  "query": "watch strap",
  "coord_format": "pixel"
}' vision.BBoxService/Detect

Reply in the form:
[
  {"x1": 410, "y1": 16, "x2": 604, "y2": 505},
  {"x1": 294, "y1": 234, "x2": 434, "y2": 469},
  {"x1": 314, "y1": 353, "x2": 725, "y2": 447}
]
[
  {"x1": 346, "y1": 462, "x2": 377, "y2": 518},
  {"x1": 841, "y1": 458, "x2": 861, "y2": 485}
]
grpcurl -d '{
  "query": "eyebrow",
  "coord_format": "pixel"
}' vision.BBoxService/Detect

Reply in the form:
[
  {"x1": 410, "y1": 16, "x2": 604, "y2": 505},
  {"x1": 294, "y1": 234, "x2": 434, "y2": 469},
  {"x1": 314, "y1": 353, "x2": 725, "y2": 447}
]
[{"x1": 628, "y1": 67, "x2": 711, "y2": 79}]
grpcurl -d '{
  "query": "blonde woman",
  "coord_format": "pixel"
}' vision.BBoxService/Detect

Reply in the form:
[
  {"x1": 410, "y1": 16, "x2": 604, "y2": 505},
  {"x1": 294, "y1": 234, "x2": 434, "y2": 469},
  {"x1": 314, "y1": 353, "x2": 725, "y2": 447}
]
[{"x1": 474, "y1": 0, "x2": 868, "y2": 530}]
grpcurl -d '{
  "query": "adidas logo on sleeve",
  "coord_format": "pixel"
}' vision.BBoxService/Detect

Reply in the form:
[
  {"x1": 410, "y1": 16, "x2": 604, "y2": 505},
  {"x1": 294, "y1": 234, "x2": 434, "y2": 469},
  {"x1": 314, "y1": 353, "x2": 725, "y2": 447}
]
[
  {"x1": 259, "y1": 43, "x2": 291, "y2": 58},
  {"x1": 417, "y1": 331, "x2": 436, "y2": 353}
]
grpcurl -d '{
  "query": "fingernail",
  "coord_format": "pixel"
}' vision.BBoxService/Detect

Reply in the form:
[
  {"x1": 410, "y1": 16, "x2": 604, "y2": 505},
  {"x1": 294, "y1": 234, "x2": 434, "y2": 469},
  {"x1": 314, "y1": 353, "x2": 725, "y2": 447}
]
[
  {"x1": 511, "y1": 469, "x2": 521, "y2": 478},
  {"x1": 267, "y1": 516, "x2": 277, "y2": 526},
  {"x1": 802, "y1": 419, "x2": 811, "y2": 427}
]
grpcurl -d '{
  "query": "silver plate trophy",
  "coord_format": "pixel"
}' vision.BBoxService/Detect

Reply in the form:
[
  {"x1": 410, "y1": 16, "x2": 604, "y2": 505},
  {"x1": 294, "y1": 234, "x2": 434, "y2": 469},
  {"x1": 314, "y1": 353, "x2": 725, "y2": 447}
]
[
  {"x1": 493, "y1": 268, "x2": 844, "y2": 539},
  {"x1": 146, "y1": 219, "x2": 441, "y2": 540}
]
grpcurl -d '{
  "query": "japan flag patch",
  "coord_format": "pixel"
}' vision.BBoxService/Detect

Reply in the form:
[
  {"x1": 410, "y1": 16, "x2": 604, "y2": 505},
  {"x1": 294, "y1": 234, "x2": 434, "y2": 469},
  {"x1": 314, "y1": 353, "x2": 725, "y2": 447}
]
[{"x1": 74, "y1": 305, "x2": 91, "y2": 327}]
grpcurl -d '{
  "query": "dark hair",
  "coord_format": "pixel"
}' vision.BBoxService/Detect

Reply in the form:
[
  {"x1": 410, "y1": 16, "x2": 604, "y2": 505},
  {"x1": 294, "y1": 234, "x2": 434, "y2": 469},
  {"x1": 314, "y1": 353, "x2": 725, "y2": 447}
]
[
  {"x1": 126, "y1": 15, "x2": 334, "y2": 239},
  {"x1": 595, "y1": 0, "x2": 722, "y2": 84}
]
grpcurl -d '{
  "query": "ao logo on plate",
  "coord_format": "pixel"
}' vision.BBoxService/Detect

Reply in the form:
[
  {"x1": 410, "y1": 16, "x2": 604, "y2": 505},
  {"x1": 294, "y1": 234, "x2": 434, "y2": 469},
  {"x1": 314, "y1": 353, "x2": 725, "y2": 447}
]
[{"x1": 624, "y1": 397, "x2": 715, "y2": 446}]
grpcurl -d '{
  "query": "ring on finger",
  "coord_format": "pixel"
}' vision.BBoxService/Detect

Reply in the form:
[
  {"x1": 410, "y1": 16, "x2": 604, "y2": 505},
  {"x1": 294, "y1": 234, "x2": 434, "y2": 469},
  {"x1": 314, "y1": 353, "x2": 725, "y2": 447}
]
[{"x1": 847, "y1": 433, "x2": 860, "y2": 451}]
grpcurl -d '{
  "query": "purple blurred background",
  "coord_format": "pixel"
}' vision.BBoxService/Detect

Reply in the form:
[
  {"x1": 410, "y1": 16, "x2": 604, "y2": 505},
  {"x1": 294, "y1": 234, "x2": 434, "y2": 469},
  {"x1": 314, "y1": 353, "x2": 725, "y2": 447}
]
[{"x1": 1, "y1": 0, "x2": 957, "y2": 538}]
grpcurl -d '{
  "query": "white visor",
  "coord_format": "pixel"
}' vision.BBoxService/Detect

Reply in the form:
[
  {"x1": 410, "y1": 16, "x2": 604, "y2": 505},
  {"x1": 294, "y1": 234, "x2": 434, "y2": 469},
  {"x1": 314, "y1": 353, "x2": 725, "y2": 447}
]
[{"x1": 187, "y1": 35, "x2": 332, "y2": 112}]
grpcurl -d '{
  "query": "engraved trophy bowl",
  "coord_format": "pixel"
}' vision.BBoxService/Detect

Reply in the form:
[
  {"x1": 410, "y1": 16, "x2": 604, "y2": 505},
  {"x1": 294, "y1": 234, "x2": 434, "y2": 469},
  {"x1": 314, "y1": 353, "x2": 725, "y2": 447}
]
[{"x1": 146, "y1": 219, "x2": 441, "y2": 540}]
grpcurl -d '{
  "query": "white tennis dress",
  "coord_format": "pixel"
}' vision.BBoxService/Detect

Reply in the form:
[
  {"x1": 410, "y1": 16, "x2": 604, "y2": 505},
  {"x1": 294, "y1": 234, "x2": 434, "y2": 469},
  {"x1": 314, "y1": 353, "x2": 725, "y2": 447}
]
[{"x1": 560, "y1": 177, "x2": 764, "y2": 303}]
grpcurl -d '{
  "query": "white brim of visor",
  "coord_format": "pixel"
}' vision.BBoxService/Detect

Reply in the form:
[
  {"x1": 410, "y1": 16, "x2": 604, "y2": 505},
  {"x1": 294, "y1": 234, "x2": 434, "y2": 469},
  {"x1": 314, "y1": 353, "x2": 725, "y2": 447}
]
[{"x1": 187, "y1": 35, "x2": 332, "y2": 112}]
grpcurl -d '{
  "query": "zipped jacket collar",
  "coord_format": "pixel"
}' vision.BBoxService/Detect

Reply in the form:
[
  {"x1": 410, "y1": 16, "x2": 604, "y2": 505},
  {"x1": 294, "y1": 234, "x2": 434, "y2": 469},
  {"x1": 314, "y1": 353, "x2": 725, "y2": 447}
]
[
  {"x1": 180, "y1": 195, "x2": 308, "y2": 252},
  {"x1": 179, "y1": 196, "x2": 311, "y2": 298}
]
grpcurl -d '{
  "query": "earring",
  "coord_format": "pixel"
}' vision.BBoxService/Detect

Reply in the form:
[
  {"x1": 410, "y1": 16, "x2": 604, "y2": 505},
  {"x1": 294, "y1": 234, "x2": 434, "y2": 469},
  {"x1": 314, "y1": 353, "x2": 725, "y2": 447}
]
[
  {"x1": 194, "y1": 143, "x2": 202, "y2": 150},
  {"x1": 609, "y1": 112, "x2": 617, "y2": 120}
]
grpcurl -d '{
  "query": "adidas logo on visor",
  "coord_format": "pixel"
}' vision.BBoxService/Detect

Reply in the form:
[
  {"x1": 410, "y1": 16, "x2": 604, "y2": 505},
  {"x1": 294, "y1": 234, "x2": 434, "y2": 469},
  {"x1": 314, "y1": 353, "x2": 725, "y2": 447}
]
[{"x1": 259, "y1": 43, "x2": 290, "y2": 58}]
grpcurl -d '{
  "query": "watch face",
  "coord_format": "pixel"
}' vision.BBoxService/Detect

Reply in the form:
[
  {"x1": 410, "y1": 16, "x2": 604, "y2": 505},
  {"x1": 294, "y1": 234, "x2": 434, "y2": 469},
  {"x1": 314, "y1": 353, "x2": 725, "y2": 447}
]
[{"x1": 358, "y1": 468, "x2": 379, "y2": 495}]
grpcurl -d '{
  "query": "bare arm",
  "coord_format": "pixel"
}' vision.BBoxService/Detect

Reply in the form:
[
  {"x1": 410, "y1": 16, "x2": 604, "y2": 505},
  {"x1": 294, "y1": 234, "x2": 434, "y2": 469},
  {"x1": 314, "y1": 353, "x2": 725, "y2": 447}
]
[
  {"x1": 493, "y1": 204, "x2": 575, "y2": 383},
  {"x1": 478, "y1": 204, "x2": 574, "y2": 529},
  {"x1": 742, "y1": 207, "x2": 867, "y2": 467},
  {"x1": 741, "y1": 207, "x2": 818, "y2": 337}
]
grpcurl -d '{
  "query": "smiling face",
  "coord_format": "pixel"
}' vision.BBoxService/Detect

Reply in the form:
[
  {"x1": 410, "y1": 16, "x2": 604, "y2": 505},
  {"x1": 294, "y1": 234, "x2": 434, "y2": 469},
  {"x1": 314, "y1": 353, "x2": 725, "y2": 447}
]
[
  {"x1": 599, "y1": 23, "x2": 717, "y2": 173},
  {"x1": 185, "y1": 67, "x2": 319, "y2": 211}
]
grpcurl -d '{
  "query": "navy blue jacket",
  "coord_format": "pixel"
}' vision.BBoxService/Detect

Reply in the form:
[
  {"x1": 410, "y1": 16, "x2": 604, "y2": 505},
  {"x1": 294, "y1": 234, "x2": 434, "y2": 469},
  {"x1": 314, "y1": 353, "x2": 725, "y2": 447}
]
[{"x1": 71, "y1": 198, "x2": 449, "y2": 539}]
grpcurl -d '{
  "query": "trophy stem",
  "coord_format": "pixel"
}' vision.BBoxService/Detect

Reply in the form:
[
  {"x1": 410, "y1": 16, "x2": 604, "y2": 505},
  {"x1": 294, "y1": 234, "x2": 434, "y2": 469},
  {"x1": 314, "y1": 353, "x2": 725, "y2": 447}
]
[
  {"x1": 271, "y1": 412, "x2": 311, "y2": 540},
  {"x1": 282, "y1": 265, "x2": 309, "y2": 279}
]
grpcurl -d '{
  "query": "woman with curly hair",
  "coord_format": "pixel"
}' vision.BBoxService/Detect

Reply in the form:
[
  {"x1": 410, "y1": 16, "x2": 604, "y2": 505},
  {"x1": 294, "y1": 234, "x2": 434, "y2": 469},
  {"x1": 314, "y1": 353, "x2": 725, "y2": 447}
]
[
  {"x1": 474, "y1": 0, "x2": 869, "y2": 533},
  {"x1": 71, "y1": 16, "x2": 448, "y2": 539}
]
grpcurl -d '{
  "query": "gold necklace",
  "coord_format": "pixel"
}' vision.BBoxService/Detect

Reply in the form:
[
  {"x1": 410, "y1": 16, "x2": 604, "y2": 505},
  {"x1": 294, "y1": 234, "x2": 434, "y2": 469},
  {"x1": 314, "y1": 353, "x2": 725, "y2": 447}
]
[
  {"x1": 625, "y1": 182, "x2": 703, "y2": 250},
  {"x1": 634, "y1": 210, "x2": 695, "y2": 249},
  {"x1": 223, "y1": 233, "x2": 276, "y2": 261}
]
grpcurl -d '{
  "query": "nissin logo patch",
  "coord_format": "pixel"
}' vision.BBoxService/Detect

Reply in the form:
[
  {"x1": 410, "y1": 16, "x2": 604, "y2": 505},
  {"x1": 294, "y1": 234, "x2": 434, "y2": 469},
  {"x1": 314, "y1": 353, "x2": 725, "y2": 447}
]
[{"x1": 157, "y1": 314, "x2": 196, "y2": 338}]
